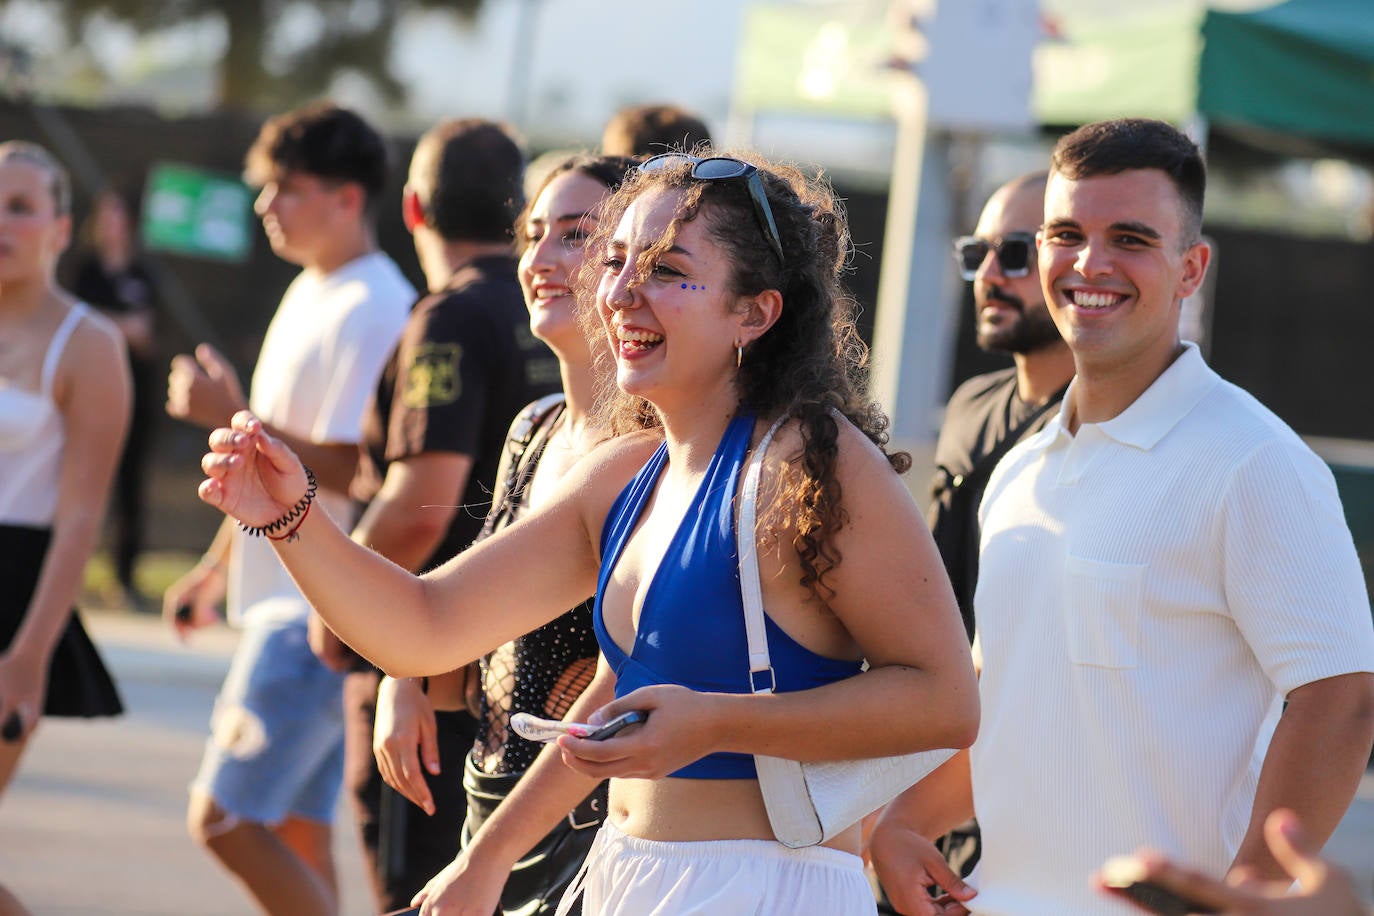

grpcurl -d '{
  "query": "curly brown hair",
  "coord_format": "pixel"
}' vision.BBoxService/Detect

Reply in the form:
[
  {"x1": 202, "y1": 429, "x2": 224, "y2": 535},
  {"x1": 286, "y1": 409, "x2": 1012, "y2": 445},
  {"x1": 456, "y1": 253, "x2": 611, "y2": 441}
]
[{"x1": 575, "y1": 152, "x2": 909, "y2": 602}]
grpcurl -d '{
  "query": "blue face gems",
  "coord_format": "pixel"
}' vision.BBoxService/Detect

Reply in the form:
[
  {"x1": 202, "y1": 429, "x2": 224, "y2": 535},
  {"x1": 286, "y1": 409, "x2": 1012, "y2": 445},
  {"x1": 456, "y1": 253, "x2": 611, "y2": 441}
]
[
  {"x1": 679, "y1": 283, "x2": 708, "y2": 291},
  {"x1": 681, "y1": 283, "x2": 688, "y2": 289}
]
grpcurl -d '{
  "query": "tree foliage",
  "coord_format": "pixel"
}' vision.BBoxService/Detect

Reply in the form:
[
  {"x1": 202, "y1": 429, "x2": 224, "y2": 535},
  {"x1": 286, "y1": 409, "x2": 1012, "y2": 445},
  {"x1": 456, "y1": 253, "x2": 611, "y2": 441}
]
[{"x1": 41, "y1": 0, "x2": 486, "y2": 112}]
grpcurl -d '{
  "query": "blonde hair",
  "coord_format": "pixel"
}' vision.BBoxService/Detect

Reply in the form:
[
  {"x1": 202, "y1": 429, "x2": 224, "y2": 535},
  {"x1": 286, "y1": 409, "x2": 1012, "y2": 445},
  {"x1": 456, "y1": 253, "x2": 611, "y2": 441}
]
[{"x1": 0, "y1": 141, "x2": 71, "y2": 216}]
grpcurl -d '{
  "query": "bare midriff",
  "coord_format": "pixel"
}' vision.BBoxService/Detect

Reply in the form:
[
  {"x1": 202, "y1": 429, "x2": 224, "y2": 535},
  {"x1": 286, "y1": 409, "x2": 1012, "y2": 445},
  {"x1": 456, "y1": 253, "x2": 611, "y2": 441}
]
[{"x1": 607, "y1": 776, "x2": 862, "y2": 854}]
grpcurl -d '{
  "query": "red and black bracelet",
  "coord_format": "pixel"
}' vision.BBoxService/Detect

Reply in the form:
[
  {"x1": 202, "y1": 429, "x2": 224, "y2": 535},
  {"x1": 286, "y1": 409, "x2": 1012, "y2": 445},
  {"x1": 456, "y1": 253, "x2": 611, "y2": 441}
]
[{"x1": 238, "y1": 465, "x2": 317, "y2": 542}]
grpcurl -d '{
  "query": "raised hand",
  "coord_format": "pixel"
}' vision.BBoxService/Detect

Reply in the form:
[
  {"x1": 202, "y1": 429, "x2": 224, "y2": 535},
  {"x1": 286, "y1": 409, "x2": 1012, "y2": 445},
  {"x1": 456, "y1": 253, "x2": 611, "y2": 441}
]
[
  {"x1": 198, "y1": 411, "x2": 310, "y2": 530},
  {"x1": 167, "y1": 343, "x2": 247, "y2": 430}
]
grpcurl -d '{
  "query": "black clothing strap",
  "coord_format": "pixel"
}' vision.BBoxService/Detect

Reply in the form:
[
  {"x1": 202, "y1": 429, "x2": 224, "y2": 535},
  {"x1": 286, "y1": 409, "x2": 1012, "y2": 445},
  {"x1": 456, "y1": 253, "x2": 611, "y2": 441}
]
[{"x1": 479, "y1": 392, "x2": 566, "y2": 541}]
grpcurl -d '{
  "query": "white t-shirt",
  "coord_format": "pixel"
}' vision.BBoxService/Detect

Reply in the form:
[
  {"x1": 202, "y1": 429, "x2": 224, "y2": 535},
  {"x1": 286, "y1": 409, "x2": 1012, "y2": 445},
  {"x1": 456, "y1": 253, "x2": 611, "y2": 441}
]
[
  {"x1": 968, "y1": 343, "x2": 1374, "y2": 915},
  {"x1": 228, "y1": 251, "x2": 413, "y2": 627}
]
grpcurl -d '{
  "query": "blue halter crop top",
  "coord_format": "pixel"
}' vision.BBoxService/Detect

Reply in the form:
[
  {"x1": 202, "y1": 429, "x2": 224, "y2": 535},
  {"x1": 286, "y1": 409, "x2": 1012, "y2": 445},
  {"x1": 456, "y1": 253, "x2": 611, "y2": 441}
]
[{"x1": 594, "y1": 413, "x2": 863, "y2": 779}]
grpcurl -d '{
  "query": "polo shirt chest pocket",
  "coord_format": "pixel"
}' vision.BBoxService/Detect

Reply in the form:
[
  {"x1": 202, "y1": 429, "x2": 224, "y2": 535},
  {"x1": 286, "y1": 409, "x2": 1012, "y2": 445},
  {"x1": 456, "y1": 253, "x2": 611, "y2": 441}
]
[{"x1": 1064, "y1": 555, "x2": 1146, "y2": 669}]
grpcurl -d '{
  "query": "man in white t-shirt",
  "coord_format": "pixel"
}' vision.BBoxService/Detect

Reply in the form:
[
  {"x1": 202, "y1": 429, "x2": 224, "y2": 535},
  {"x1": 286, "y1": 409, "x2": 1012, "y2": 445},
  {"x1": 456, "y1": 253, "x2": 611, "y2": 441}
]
[
  {"x1": 163, "y1": 101, "x2": 413, "y2": 915},
  {"x1": 871, "y1": 118, "x2": 1374, "y2": 916}
]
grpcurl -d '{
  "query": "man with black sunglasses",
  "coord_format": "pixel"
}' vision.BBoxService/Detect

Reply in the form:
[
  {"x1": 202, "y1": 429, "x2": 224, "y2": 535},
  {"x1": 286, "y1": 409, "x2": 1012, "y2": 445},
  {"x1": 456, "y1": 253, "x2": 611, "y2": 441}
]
[
  {"x1": 931, "y1": 171, "x2": 1073, "y2": 641},
  {"x1": 873, "y1": 173, "x2": 1074, "y2": 912}
]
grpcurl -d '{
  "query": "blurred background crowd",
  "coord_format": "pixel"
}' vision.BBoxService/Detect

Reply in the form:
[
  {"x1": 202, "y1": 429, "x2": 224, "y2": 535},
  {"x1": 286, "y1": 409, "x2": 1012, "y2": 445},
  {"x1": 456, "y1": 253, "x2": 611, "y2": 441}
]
[{"x1": 1, "y1": 0, "x2": 1370, "y2": 606}]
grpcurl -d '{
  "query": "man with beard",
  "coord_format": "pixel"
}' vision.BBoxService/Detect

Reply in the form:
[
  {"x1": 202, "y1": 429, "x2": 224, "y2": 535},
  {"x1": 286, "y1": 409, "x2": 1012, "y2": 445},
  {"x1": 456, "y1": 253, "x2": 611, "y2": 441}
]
[
  {"x1": 929, "y1": 171, "x2": 1073, "y2": 643},
  {"x1": 874, "y1": 174, "x2": 1074, "y2": 902}
]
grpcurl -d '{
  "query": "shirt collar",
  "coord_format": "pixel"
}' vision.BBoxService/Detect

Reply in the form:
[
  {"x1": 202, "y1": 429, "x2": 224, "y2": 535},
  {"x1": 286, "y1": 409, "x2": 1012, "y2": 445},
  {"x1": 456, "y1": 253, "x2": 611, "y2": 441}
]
[{"x1": 1047, "y1": 342, "x2": 1219, "y2": 451}]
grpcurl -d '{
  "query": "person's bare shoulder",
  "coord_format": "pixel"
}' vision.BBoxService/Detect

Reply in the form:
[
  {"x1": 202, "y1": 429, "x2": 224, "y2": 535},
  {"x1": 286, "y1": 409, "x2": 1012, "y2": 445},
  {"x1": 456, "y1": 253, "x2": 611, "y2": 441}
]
[
  {"x1": 59, "y1": 307, "x2": 128, "y2": 393},
  {"x1": 563, "y1": 427, "x2": 665, "y2": 530},
  {"x1": 762, "y1": 412, "x2": 900, "y2": 486}
]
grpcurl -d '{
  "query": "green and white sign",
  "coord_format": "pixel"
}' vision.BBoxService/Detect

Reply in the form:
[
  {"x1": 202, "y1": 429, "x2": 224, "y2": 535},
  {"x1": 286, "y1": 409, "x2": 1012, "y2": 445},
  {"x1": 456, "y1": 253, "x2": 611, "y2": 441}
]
[{"x1": 141, "y1": 162, "x2": 253, "y2": 262}]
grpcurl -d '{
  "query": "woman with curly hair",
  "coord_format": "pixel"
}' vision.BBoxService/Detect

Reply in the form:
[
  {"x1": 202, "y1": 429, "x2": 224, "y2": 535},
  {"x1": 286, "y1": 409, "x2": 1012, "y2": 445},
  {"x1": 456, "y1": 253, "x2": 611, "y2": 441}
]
[{"x1": 192, "y1": 150, "x2": 977, "y2": 915}]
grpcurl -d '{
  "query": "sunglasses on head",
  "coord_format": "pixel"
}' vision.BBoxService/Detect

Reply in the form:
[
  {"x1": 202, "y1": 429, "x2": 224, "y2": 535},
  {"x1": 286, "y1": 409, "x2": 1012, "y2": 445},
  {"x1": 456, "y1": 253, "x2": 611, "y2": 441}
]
[
  {"x1": 952, "y1": 232, "x2": 1035, "y2": 281},
  {"x1": 638, "y1": 153, "x2": 785, "y2": 266}
]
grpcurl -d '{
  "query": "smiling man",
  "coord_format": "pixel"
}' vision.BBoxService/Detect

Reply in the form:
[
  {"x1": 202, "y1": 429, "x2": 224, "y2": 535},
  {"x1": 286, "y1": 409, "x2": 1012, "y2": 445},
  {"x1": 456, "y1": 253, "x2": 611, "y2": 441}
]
[
  {"x1": 889, "y1": 174, "x2": 1076, "y2": 900},
  {"x1": 872, "y1": 119, "x2": 1374, "y2": 915}
]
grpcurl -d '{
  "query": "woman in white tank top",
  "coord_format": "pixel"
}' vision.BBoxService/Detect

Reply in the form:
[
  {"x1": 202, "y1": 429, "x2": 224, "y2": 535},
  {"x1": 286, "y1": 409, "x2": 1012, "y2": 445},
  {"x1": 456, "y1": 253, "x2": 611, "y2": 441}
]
[{"x1": 0, "y1": 142, "x2": 131, "y2": 911}]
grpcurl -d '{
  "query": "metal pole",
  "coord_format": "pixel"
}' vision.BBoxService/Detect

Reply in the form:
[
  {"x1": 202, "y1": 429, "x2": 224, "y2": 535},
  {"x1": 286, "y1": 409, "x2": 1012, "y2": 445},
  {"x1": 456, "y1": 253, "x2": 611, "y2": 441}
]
[
  {"x1": 506, "y1": 0, "x2": 542, "y2": 131},
  {"x1": 870, "y1": 76, "x2": 957, "y2": 468}
]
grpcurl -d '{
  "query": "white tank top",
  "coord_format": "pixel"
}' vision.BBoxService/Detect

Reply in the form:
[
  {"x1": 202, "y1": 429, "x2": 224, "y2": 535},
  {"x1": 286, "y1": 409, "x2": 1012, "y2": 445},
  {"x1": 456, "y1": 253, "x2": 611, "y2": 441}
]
[{"x1": 0, "y1": 304, "x2": 88, "y2": 525}]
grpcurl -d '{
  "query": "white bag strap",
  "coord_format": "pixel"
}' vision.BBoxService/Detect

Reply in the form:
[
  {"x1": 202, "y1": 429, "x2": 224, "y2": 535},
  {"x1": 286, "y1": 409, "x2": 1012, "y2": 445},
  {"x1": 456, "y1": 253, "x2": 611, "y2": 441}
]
[{"x1": 738, "y1": 415, "x2": 789, "y2": 696}]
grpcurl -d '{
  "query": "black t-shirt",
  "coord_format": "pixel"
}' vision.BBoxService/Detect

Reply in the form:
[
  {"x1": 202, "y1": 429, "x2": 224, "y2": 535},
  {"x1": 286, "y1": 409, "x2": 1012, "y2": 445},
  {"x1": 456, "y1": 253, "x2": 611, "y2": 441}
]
[
  {"x1": 353, "y1": 255, "x2": 561, "y2": 571},
  {"x1": 72, "y1": 256, "x2": 157, "y2": 317},
  {"x1": 928, "y1": 368, "x2": 1067, "y2": 641},
  {"x1": 71, "y1": 256, "x2": 158, "y2": 371}
]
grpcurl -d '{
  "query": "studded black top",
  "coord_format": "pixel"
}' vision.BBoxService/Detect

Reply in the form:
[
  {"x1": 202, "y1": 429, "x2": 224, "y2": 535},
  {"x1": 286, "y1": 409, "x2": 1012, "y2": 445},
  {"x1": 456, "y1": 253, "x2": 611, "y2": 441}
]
[{"x1": 470, "y1": 396, "x2": 600, "y2": 775}]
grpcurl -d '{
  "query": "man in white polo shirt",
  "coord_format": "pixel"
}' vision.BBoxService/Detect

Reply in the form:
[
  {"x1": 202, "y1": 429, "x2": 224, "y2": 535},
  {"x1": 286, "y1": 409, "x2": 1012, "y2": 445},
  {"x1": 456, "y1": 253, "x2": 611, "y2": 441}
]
[{"x1": 871, "y1": 118, "x2": 1374, "y2": 915}]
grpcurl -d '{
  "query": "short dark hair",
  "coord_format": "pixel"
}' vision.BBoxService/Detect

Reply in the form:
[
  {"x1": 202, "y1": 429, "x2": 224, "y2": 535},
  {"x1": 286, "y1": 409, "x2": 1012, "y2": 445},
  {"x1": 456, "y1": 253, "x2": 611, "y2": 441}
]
[
  {"x1": 409, "y1": 118, "x2": 525, "y2": 243},
  {"x1": 244, "y1": 101, "x2": 389, "y2": 210},
  {"x1": 0, "y1": 140, "x2": 71, "y2": 216},
  {"x1": 1050, "y1": 118, "x2": 1205, "y2": 242},
  {"x1": 600, "y1": 104, "x2": 713, "y2": 157}
]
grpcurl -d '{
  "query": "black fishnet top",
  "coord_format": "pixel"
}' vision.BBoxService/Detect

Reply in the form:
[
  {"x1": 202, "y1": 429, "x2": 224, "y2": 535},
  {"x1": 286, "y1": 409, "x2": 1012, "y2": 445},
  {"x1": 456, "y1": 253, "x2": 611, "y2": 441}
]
[{"x1": 471, "y1": 396, "x2": 600, "y2": 775}]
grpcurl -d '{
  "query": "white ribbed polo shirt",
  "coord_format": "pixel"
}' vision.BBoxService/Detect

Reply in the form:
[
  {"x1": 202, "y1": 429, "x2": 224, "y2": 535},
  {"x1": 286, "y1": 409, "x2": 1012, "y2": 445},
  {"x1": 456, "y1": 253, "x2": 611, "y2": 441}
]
[{"x1": 968, "y1": 343, "x2": 1374, "y2": 915}]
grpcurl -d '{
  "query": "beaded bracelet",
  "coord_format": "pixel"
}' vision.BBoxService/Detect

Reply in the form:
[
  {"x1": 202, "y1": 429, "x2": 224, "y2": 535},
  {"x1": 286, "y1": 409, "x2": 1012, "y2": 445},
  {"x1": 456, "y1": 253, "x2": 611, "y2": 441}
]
[{"x1": 239, "y1": 465, "x2": 317, "y2": 540}]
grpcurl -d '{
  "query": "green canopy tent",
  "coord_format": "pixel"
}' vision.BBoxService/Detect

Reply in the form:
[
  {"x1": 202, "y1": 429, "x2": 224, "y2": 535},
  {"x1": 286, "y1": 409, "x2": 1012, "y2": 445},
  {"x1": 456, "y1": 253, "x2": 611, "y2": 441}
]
[
  {"x1": 1199, "y1": 0, "x2": 1374, "y2": 149},
  {"x1": 1200, "y1": 0, "x2": 1374, "y2": 579},
  {"x1": 1031, "y1": 0, "x2": 1374, "y2": 156}
]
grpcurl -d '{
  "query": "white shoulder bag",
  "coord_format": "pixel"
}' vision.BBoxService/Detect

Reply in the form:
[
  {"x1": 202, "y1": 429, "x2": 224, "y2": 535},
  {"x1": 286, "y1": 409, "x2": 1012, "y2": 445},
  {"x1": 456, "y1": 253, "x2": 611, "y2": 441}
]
[{"x1": 739, "y1": 415, "x2": 957, "y2": 849}]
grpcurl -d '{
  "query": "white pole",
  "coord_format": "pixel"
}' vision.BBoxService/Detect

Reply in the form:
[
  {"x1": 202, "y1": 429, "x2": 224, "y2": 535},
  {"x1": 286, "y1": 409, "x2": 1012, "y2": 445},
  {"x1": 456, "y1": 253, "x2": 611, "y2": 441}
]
[{"x1": 870, "y1": 75, "x2": 957, "y2": 469}]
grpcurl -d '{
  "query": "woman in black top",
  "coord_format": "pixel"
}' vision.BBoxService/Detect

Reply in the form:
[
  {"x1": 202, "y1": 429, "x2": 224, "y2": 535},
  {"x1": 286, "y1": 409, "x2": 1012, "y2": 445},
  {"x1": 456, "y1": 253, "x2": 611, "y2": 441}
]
[{"x1": 379, "y1": 155, "x2": 634, "y2": 915}]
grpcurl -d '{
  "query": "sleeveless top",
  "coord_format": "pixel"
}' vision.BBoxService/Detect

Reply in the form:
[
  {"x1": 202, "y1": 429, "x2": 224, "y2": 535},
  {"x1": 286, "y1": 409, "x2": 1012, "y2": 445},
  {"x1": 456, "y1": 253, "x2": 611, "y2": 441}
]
[
  {"x1": 595, "y1": 413, "x2": 863, "y2": 779},
  {"x1": 0, "y1": 304, "x2": 88, "y2": 526},
  {"x1": 473, "y1": 394, "x2": 600, "y2": 775}
]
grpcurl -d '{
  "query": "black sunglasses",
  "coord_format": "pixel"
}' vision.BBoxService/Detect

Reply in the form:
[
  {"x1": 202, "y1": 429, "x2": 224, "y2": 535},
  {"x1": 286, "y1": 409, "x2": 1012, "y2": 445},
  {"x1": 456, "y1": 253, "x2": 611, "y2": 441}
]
[
  {"x1": 638, "y1": 153, "x2": 785, "y2": 266},
  {"x1": 952, "y1": 232, "x2": 1035, "y2": 281}
]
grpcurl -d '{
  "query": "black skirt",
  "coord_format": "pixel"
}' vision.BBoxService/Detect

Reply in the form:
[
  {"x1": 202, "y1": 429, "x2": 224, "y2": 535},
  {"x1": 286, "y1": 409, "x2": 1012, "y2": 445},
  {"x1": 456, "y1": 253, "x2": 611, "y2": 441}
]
[{"x1": 0, "y1": 524, "x2": 123, "y2": 718}]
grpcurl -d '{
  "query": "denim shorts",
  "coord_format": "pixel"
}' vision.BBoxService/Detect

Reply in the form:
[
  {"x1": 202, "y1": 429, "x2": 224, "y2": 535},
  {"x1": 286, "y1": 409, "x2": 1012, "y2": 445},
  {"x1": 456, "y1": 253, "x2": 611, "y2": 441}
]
[{"x1": 191, "y1": 620, "x2": 346, "y2": 825}]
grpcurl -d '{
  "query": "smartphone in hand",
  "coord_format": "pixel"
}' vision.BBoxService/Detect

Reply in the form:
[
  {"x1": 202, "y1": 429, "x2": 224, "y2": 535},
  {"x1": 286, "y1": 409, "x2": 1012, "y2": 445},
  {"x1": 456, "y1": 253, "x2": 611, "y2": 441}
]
[
  {"x1": 511, "y1": 710, "x2": 647, "y2": 743},
  {"x1": 1100, "y1": 856, "x2": 1220, "y2": 915}
]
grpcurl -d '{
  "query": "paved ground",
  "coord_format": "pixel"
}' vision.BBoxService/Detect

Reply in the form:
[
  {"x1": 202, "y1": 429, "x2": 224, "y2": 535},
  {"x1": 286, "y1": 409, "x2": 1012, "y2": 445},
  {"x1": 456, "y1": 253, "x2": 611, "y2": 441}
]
[
  {"x1": 0, "y1": 611, "x2": 374, "y2": 916},
  {"x1": 1, "y1": 610, "x2": 1371, "y2": 914}
]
